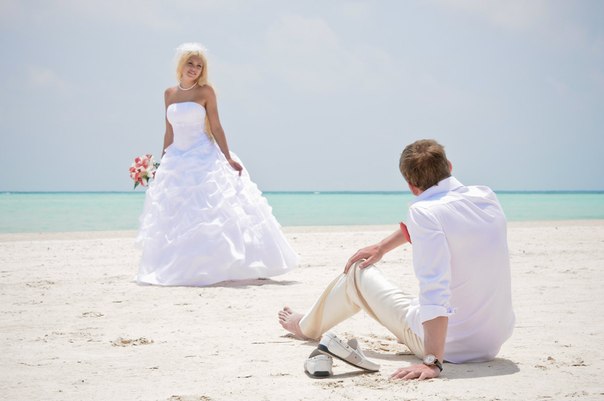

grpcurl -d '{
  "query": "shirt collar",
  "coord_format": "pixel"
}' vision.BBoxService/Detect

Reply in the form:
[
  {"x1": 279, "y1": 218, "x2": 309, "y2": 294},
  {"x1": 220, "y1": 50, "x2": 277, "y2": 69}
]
[{"x1": 414, "y1": 176, "x2": 464, "y2": 202}]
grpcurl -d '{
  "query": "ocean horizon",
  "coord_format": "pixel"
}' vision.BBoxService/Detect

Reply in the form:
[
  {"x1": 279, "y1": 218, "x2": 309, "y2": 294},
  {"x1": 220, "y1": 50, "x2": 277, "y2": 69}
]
[{"x1": 1, "y1": 190, "x2": 603, "y2": 233}]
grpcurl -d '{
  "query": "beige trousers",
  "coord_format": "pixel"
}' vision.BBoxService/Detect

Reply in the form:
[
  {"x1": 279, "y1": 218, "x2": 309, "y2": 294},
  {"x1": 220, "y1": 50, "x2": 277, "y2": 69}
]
[{"x1": 298, "y1": 262, "x2": 425, "y2": 358}]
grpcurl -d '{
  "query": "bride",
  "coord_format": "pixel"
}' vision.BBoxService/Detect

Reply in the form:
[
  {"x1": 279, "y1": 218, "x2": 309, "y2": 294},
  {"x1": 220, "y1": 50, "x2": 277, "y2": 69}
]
[{"x1": 135, "y1": 42, "x2": 298, "y2": 286}]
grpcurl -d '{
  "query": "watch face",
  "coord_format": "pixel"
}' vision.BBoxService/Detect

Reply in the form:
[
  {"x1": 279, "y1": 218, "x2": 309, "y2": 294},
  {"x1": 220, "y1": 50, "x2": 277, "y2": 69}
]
[{"x1": 424, "y1": 355, "x2": 436, "y2": 365}]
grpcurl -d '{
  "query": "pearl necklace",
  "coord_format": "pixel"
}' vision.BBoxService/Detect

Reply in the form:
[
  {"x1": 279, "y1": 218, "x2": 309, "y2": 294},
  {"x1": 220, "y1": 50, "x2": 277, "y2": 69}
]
[{"x1": 178, "y1": 82, "x2": 197, "y2": 91}]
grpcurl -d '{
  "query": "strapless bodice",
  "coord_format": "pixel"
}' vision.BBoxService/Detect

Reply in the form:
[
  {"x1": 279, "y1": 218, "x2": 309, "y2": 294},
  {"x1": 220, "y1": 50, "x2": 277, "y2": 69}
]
[{"x1": 166, "y1": 102, "x2": 210, "y2": 150}]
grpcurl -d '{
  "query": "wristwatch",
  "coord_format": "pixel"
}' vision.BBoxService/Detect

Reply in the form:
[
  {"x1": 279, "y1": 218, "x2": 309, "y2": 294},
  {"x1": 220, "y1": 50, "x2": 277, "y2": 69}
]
[{"x1": 423, "y1": 354, "x2": 443, "y2": 372}]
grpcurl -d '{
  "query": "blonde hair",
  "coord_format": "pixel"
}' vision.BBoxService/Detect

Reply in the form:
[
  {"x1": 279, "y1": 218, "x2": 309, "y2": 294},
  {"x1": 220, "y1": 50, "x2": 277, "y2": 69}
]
[{"x1": 174, "y1": 42, "x2": 213, "y2": 137}]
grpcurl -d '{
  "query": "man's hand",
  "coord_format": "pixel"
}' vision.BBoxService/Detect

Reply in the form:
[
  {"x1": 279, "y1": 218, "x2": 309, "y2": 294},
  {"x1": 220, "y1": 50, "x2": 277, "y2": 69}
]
[
  {"x1": 390, "y1": 363, "x2": 441, "y2": 380},
  {"x1": 343, "y1": 228, "x2": 409, "y2": 273},
  {"x1": 344, "y1": 244, "x2": 383, "y2": 273}
]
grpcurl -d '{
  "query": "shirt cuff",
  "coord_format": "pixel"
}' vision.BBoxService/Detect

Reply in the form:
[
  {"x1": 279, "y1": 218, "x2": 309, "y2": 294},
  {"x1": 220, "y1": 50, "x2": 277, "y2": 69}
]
[
  {"x1": 419, "y1": 305, "x2": 453, "y2": 324},
  {"x1": 399, "y1": 222, "x2": 412, "y2": 243}
]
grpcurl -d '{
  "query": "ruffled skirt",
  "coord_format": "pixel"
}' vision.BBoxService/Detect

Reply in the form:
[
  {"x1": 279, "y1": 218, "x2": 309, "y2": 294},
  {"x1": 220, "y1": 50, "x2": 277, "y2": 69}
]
[{"x1": 135, "y1": 137, "x2": 298, "y2": 286}]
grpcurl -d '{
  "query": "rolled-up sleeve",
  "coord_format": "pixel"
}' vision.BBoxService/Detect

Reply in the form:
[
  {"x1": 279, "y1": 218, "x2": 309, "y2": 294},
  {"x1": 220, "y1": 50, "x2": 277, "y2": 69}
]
[{"x1": 407, "y1": 206, "x2": 454, "y2": 323}]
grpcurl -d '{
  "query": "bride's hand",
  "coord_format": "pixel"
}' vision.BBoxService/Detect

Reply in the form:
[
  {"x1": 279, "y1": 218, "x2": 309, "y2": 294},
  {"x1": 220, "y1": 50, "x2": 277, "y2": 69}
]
[{"x1": 228, "y1": 159, "x2": 243, "y2": 176}]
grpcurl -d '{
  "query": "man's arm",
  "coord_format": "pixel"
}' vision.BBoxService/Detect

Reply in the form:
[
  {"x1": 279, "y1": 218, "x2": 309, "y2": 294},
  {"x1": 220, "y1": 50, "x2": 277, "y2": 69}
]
[
  {"x1": 423, "y1": 316, "x2": 448, "y2": 363},
  {"x1": 391, "y1": 207, "x2": 452, "y2": 380},
  {"x1": 390, "y1": 316, "x2": 448, "y2": 380}
]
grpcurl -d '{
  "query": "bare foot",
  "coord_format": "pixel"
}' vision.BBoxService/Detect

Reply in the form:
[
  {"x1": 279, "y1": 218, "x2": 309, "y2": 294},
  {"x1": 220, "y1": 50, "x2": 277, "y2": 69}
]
[{"x1": 278, "y1": 306, "x2": 310, "y2": 340}]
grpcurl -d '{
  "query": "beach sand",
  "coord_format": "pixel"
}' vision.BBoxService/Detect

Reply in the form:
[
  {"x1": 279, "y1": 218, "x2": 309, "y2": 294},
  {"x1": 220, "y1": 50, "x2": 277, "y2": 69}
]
[{"x1": 1, "y1": 221, "x2": 603, "y2": 401}]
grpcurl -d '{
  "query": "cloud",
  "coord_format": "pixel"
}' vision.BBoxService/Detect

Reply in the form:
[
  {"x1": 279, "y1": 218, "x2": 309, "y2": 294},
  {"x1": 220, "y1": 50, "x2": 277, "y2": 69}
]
[
  {"x1": 434, "y1": 0, "x2": 553, "y2": 32},
  {"x1": 434, "y1": 0, "x2": 604, "y2": 55},
  {"x1": 55, "y1": 0, "x2": 180, "y2": 31},
  {"x1": 591, "y1": 69, "x2": 604, "y2": 91},
  {"x1": 338, "y1": 1, "x2": 376, "y2": 20},
  {"x1": 263, "y1": 14, "x2": 399, "y2": 95},
  {"x1": 211, "y1": 56, "x2": 264, "y2": 107},
  {"x1": 0, "y1": 0, "x2": 26, "y2": 24},
  {"x1": 264, "y1": 14, "x2": 346, "y2": 92},
  {"x1": 26, "y1": 65, "x2": 73, "y2": 92},
  {"x1": 1, "y1": 0, "x2": 266, "y2": 32},
  {"x1": 0, "y1": 0, "x2": 178, "y2": 31}
]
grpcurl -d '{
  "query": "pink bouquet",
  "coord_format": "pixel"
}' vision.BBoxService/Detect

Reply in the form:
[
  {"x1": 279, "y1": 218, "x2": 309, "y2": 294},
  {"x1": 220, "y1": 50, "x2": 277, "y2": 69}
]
[{"x1": 129, "y1": 154, "x2": 160, "y2": 189}]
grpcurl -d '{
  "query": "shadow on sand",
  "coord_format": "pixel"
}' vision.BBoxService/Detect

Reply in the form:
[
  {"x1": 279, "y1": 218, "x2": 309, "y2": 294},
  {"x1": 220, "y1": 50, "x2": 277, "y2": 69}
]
[
  {"x1": 280, "y1": 339, "x2": 519, "y2": 381},
  {"x1": 209, "y1": 278, "x2": 300, "y2": 288},
  {"x1": 364, "y1": 349, "x2": 519, "y2": 379}
]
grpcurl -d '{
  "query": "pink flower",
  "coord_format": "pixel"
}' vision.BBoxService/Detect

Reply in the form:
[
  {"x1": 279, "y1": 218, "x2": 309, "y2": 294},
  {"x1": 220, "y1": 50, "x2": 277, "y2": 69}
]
[{"x1": 129, "y1": 154, "x2": 160, "y2": 189}]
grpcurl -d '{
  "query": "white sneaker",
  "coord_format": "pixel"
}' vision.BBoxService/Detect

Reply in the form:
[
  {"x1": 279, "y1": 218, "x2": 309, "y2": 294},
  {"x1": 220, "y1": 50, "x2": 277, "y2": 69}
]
[
  {"x1": 304, "y1": 348, "x2": 333, "y2": 377},
  {"x1": 318, "y1": 332, "x2": 380, "y2": 372}
]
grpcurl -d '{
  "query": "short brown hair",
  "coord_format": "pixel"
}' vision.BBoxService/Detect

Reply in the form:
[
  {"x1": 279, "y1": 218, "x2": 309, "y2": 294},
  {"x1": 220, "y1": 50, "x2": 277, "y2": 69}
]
[{"x1": 399, "y1": 139, "x2": 451, "y2": 191}]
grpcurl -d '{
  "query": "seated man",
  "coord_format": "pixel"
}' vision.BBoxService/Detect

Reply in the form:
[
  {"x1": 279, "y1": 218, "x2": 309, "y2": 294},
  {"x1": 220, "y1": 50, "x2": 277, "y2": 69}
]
[{"x1": 279, "y1": 139, "x2": 515, "y2": 380}]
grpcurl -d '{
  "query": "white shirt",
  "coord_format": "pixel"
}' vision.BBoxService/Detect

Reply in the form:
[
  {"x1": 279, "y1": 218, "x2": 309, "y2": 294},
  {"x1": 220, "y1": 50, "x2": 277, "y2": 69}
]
[{"x1": 404, "y1": 176, "x2": 515, "y2": 363}]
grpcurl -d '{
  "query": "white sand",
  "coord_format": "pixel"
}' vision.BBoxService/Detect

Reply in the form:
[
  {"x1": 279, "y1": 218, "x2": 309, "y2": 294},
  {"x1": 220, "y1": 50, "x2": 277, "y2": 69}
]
[{"x1": 1, "y1": 221, "x2": 603, "y2": 401}]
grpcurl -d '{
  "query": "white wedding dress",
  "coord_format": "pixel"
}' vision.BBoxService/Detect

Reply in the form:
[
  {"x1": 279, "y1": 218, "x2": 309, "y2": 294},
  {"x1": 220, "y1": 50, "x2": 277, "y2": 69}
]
[{"x1": 135, "y1": 101, "x2": 298, "y2": 286}]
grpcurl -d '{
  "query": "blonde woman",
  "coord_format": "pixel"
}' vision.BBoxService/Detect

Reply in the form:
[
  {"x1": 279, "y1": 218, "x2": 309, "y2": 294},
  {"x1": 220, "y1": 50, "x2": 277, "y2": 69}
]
[{"x1": 136, "y1": 42, "x2": 298, "y2": 286}]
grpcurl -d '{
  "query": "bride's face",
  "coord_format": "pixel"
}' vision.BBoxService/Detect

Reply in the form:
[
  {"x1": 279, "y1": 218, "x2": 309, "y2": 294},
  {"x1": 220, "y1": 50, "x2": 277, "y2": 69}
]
[{"x1": 182, "y1": 56, "x2": 204, "y2": 81}]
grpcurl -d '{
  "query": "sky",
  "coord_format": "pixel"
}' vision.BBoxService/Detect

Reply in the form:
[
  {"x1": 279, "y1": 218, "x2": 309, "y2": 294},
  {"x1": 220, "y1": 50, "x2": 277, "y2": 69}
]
[{"x1": 1, "y1": 0, "x2": 603, "y2": 192}]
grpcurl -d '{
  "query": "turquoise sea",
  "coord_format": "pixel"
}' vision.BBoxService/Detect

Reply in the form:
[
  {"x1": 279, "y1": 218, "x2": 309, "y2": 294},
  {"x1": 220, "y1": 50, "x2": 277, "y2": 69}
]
[{"x1": 0, "y1": 191, "x2": 603, "y2": 233}]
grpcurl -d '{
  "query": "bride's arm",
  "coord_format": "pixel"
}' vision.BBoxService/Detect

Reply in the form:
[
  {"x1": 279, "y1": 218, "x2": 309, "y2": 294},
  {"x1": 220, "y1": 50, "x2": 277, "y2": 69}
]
[
  {"x1": 203, "y1": 86, "x2": 242, "y2": 175},
  {"x1": 162, "y1": 89, "x2": 174, "y2": 158}
]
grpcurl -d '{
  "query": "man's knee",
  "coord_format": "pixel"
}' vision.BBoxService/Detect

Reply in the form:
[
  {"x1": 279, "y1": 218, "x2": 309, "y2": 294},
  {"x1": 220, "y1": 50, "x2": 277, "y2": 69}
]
[
  {"x1": 350, "y1": 261, "x2": 378, "y2": 276},
  {"x1": 349, "y1": 260, "x2": 377, "y2": 274},
  {"x1": 346, "y1": 262, "x2": 383, "y2": 289}
]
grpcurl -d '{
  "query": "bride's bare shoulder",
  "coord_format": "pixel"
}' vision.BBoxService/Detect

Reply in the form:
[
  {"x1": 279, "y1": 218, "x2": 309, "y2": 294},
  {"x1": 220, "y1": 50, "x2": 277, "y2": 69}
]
[
  {"x1": 198, "y1": 84, "x2": 216, "y2": 96},
  {"x1": 164, "y1": 86, "x2": 178, "y2": 97}
]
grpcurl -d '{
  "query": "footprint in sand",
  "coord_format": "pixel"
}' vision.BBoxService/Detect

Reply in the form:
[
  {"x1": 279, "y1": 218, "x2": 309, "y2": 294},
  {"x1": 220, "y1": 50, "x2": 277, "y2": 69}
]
[
  {"x1": 25, "y1": 280, "x2": 55, "y2": 289},
  {"x1": 111, "y1": 337, "x2": 154, "y2": 347},
  {"x1": 82, "y1": 311, "x2": 104, "y2": 318}
]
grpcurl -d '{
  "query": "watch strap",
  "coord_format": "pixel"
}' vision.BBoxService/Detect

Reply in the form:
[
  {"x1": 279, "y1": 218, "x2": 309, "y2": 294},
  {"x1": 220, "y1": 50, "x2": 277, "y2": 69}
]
[{"x1": 423, "y1": 358, "x2": 443, "y2": 372}]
